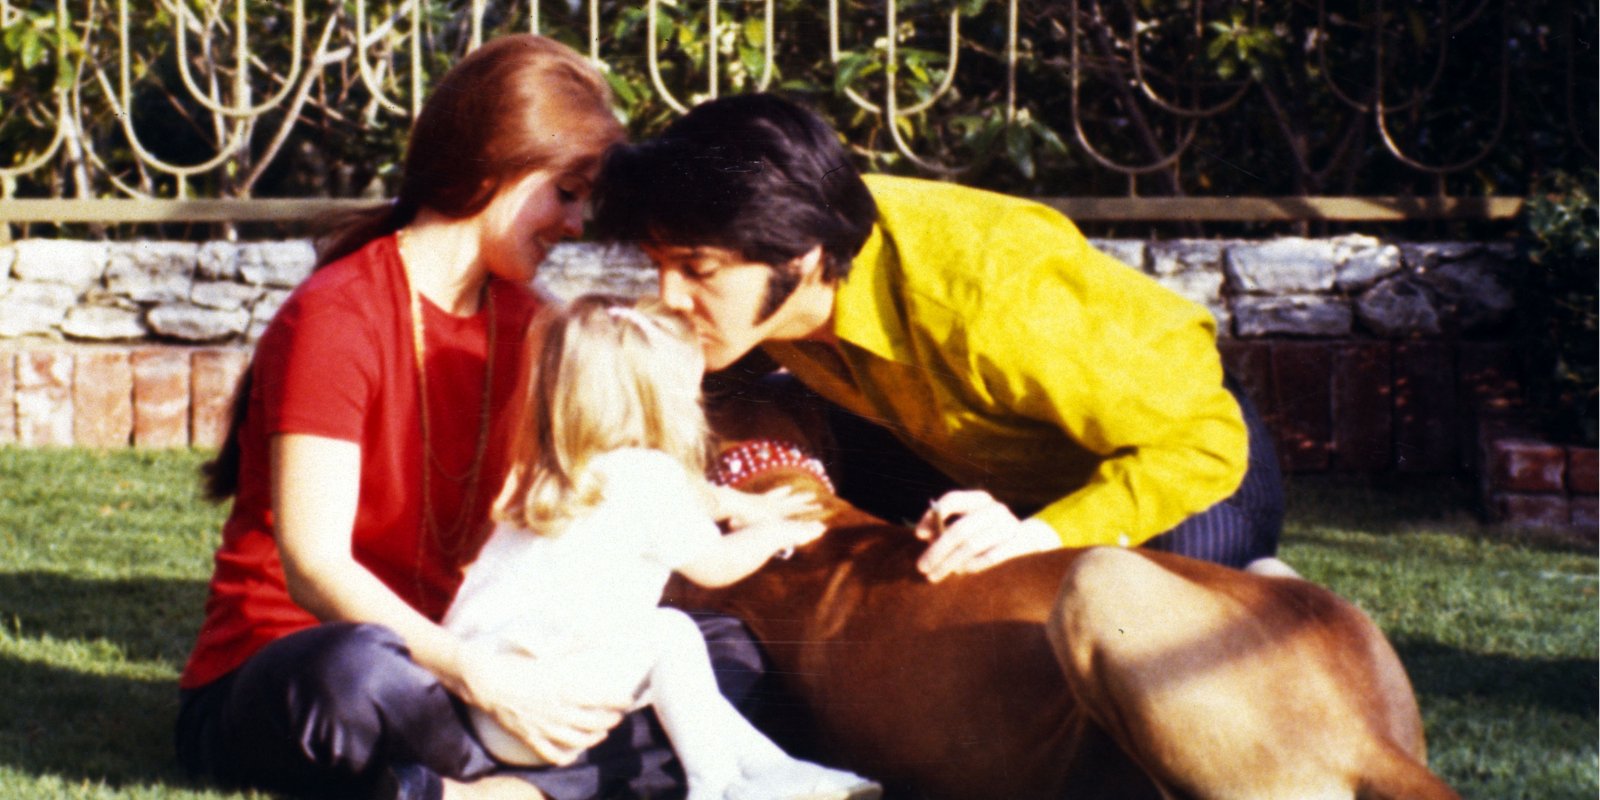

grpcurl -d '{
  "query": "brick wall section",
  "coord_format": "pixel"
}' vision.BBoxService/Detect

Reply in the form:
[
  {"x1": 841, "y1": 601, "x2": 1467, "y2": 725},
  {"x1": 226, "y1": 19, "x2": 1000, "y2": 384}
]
[
  {"x1": 132, "y1": 349, "x2": 193, "y2": 448},
  {"x1": 1220, "y1": 337, "x2": 1593, "y2": 535},
  {"x1": 73, "y1": 350, "x2": 134, "y2": 448},
  {"x1": 1218, "y1": 339, "x2": 1272, "y2": 413},
  {"x1": 1477, "y1": 421, "x2": 1599, "y2": 536},
  {"x1": 0, "y1": 351, "x2": 13, "y2": 445},
  {"x1": 1490, "y1": 439, "x2": 1570, "y2": 492},
  {"x1": 1456, "y1": 342, "x2": 1521, "y2": 478},
  {"x1": 1567, "y1": 497, "x2": 1597, "y2": 531},
  {"x1": 1331, "y1": 343, "x2": 1392, "y2": 472},
  {"x1": 192, "y1": 349, "x2": 250, "y2": 449},
  {"x1": 1561, "y1": 444, "x2": 1596, "y2": 533},
  {"x1": 0, "y1": 338, "x2": 1521, "y2": 470},
  {"x1": 1396, "y1": 343, "x2": 1463, "y2": 473},
  {"x1": 1569, "y1": 449, "x2": 1598, "y2": 495},
  {"x1": 1218, "y1": 338, "x2": 1532, "y2": 476},
  {"x1": 1493, "y1": 493, "x2": 1575, "y2": 529},
  {"x1": 1269, "y1": 343, "x2": 1334, "y2": 472},
  {"x1": 0, "y1": 339, "x2": 1591, "y2": 538},
  {"x1": 16, "y1": 351, "x2": 73, "y2": 446},
  {"x1": 0, "y1": 346, "x2": 247, "y2": 448}
]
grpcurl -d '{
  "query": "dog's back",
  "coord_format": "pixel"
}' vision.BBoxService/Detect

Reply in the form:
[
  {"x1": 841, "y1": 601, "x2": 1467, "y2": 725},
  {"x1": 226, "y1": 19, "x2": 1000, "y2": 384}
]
[
  {"x1": 670, "y1": 477, "x2": 1155, "y2": 798},
  {"x1": 669, "y1": 458, "x2": 1455, "y2": 800}
]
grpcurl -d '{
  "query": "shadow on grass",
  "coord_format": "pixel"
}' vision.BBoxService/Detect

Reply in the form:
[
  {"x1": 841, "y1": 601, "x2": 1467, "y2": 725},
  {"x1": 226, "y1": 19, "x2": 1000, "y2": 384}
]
[
  {"x1": 0, "y1": 572, "x2": 212, "y2": 791},
  {"x1": 1393, "y1": 636, "x2": 1599, "y2": 799},
  {"x1": 0, "y1": 571, "x2": 208, "y2": 666},
  {"x1": 0, "y1": 652, "x2": 201, "y2": 792},
  {"x1": 1393, "y1": 635, "x2": 1600, "y2": 718}
]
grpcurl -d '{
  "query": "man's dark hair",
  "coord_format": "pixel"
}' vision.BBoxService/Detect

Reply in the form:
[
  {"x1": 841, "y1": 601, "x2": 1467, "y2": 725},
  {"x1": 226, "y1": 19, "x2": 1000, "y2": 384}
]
[{"x1": 592, "y1": 94, "x2": 877, "y2": 283}]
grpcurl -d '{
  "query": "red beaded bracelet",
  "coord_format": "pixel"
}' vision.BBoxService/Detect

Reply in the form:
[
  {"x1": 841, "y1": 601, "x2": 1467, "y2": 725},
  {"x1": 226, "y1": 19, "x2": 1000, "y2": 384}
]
[{"x1": 710, "y1": 438, "x2": 836, "y2": 494}]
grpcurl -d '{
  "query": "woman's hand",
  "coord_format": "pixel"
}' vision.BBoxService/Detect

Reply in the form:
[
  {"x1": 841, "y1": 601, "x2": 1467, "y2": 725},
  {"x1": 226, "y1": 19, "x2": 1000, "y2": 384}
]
[
  {"x1": 452, "y1": 642, "x2": 633, "y2": 766},
  {"x1": 913, "y1": 490, "x2": 1061, "y2": 582}
]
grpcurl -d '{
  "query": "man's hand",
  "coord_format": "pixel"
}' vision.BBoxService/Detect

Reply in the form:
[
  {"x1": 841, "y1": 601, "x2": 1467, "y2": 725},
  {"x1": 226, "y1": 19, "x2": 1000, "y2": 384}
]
[{"x1": 913, "y1": 490, "x2": 1060, "y2": 582}]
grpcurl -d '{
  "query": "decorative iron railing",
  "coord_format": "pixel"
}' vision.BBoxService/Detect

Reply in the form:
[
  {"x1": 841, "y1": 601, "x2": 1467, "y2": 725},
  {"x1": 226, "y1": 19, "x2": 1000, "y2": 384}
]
[{"x1": 0, "y1": 1, "x2": 1591, "y2": 224}]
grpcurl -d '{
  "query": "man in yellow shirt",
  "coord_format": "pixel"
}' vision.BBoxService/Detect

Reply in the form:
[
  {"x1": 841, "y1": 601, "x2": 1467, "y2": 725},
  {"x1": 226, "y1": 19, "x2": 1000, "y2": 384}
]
[{"x1": 593, "y1": 94, "x2": 1283, "y2": 579}]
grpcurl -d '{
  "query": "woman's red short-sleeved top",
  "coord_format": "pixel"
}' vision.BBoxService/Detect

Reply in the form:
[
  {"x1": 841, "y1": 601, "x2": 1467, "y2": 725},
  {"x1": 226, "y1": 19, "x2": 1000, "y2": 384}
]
[{"x1": 180, "y1": 235, "x2": 540, "y2": 689}]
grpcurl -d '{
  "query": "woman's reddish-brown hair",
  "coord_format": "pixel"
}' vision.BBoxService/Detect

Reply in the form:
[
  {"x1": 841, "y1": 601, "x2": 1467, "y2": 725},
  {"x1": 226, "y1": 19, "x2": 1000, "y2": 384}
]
[
  {"x1": 319, "y1": 34, "x2": 621, "y2": 266},
  {"x1": 203, "y1": 34, "x2": 620, "y2": 500}
]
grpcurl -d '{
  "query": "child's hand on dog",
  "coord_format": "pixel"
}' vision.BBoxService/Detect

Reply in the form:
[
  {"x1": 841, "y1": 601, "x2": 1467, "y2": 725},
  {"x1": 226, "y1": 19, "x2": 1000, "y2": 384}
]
[{"x1": 711, "y1": 484, "x2": 824, "y2": 528}]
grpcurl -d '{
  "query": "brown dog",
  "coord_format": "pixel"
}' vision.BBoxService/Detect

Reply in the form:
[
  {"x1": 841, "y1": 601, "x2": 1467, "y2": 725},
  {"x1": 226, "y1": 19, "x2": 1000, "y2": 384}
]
[{"x1": 665, "y1": 398, "x2": 1458, "y2": 800}]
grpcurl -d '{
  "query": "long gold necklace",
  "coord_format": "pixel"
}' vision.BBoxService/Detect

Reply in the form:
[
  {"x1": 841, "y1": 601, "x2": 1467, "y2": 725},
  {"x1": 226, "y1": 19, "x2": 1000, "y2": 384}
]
[{"x1": 401, "y1": 235, "x2": 496, "y2": 568}]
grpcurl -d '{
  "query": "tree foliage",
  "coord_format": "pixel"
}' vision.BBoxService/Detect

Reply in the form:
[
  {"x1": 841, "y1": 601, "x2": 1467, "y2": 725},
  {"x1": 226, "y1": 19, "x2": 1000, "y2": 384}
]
[{"x1": 0, "y1": 0, "x2": 1592, "y2": 204}]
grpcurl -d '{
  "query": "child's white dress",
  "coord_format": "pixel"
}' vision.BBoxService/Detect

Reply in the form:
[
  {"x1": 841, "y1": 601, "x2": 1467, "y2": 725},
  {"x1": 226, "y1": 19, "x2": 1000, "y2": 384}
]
[
  {"x1": 444, "y1": 447, "x2": 877, "y2": 799},
  {"x1": 447, "y1": 447, "x2": 719, "y2": 661}
]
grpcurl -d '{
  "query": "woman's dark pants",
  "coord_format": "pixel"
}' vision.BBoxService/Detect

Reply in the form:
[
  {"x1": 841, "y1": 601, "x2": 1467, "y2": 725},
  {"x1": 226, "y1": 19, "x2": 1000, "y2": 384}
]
[{"x1": 175, "y1": 613, "x2": 766, "y2": 800}]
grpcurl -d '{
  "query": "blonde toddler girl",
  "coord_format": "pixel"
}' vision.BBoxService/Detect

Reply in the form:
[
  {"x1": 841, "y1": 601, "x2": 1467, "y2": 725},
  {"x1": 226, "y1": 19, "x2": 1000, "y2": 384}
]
[{"x1": 445, "y1": 295, "x2": 880, "y2": 800}]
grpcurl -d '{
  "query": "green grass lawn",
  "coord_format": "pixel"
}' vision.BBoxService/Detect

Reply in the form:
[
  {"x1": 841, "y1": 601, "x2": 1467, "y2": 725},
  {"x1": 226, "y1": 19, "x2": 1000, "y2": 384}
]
[{"x1": 0, "y1": 449, "x2": 1594, "y2": 799}]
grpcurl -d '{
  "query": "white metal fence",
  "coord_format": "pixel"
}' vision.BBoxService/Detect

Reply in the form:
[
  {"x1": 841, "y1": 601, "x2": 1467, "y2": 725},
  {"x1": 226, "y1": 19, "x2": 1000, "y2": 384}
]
[{"x1": 0, "y1": 0, "x2": 1584, "y2": 224}]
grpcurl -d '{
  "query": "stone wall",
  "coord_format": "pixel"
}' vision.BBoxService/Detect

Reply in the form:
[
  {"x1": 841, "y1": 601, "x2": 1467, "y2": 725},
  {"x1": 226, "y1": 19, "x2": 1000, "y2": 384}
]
[
  {"x1": 1, "y1": 240, "x2": 316, "y2": 342},
  {"x1": 0, "y1": 236, "x2": 1516, "y2": 345},
  {"x1": 1108, "y1": 236, "x2": 1515, "y2": 341},
  {"x1": 0, "y1": 234, "x2": 1528, "y2": 457}
]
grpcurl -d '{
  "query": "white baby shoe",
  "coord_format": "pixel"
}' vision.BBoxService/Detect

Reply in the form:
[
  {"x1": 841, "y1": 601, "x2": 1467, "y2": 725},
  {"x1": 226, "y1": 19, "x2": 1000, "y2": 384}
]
[{"x1": 698, "y1": 757, "x2": 881, "y2": 800}]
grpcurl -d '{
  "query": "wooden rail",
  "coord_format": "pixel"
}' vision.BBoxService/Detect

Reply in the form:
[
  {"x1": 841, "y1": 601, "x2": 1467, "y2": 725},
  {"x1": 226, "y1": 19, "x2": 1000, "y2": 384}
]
[
  {"x1": 1038, "y1": 196, "x2": 1525, "y2": 221},
  {"x1": 0, "y1": 198, "x2": 386, "y2": 224},
  {"x1": 0, "y1": 195, "x2": 1524, "y2": 225}
]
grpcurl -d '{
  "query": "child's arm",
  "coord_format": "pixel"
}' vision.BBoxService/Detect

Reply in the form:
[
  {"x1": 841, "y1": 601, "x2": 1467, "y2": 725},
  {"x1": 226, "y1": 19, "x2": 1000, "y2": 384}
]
[
  {"x1": 709, "y1": 483, "x2": 823, "y2": 528},
  {"x1": 676, "y1": 517, "x2": 826, "y2": 588}
]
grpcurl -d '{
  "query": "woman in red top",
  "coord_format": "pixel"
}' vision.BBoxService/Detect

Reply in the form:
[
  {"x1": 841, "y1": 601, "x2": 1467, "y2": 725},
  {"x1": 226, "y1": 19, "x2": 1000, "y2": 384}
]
[{"x1": 175, "y1": 35, "x2": 768, "y2": 800}]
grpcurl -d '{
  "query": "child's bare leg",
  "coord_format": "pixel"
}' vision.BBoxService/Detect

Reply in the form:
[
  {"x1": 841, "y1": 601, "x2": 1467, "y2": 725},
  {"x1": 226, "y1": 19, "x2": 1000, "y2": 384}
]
[
  {"x1": 642, "y1": 608, "x2": 879, "y2": 800},
  {"x1": 642, "y1": 608, "x2": 779, "y2": 784}
]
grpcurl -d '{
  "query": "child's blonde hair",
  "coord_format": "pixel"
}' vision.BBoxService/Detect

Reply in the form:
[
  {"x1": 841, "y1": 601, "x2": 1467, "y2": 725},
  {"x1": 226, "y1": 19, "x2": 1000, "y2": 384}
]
[{"x1": 497, "y1": 294, "x2": 710, "y2": 534}]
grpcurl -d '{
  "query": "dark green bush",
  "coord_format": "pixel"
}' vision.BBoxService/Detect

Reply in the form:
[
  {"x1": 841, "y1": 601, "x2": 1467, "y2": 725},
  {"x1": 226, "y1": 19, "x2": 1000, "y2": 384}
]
[{"x1": 1518, "y1": 170, "x2": 1599, "y2": 446}]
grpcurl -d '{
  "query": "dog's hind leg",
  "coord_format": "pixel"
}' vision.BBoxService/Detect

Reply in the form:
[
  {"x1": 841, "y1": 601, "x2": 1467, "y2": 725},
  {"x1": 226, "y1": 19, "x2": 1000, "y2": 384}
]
[{"x1": 1045, "y1": 547, "x2": 1455, "y2": 800}]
